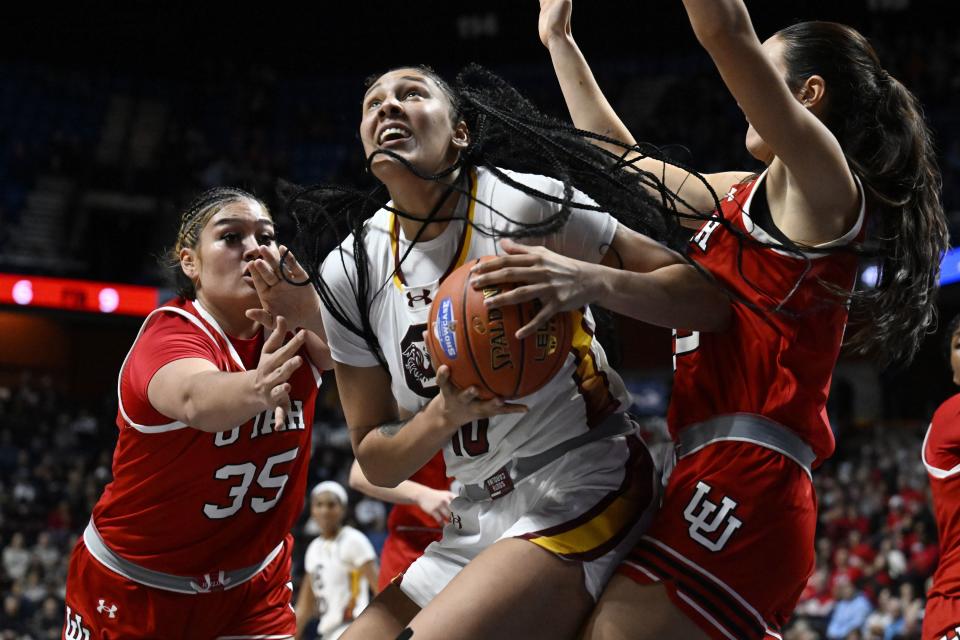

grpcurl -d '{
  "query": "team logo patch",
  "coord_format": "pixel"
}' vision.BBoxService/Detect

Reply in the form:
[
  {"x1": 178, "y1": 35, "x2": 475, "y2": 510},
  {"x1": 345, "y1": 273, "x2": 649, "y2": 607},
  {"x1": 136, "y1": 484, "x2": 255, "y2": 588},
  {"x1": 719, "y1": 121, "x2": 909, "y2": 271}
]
[
  {"x1": 64, "y1": 605, "x2": 91, "y2": 640},
  {"x1": 683, "y1": 481, "x2": 742, "y2": 552},
  {"x1": 400, "y1": 323, "x2": 437, "y2": 398},
  {"x1": 435, "y1": 297, "x2": 459, "y2": 359}
]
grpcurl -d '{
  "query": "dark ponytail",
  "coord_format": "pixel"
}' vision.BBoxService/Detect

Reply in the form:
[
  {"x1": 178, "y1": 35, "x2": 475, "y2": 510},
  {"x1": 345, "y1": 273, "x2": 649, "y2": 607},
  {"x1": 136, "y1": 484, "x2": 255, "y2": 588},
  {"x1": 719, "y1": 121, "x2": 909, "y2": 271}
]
[{"x1": 778, "y1": 21, "x2": 948, "y2": 364}]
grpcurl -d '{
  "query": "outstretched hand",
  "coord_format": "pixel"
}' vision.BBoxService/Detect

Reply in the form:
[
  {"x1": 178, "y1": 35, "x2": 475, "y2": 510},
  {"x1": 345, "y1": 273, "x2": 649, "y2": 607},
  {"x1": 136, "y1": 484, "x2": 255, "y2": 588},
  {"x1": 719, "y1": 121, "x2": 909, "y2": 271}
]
[
  {"x1": 246, "y1": 244, "x2": 320, "y2": 332},
  {"x1": 539, "y1": 0, "x2": 573, "y2": 48},
  {"x1": 254, "y1": 315, "x2": 306, "y2": 427},
  {"x1": 469, "y1": 238, "x2": 596, "y2": 339}
]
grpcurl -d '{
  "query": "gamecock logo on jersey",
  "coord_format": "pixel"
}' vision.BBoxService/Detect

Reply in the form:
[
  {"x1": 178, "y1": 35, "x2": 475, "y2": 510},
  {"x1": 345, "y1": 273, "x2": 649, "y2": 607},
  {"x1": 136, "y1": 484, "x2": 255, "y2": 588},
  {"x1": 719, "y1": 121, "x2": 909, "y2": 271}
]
[
  {"x1": 683, "y1": 481, "x2": 742, "y2": 552},
  {"x1": 400, "y1": 323, "x2": 437, "y2": 398}
]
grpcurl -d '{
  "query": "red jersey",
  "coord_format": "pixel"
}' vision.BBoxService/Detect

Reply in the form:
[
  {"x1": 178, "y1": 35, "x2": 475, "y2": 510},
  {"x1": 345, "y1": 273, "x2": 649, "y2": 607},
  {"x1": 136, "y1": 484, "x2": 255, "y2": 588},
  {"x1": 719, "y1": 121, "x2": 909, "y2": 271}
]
[
  {"x1": 387, "y1": 452, "x2": 451, "y2": 534},
  {"x1": 669, "y1": 172, "x2": 863, "y2": 465},
  {"x1": 91, "y1": 298, "x2": 321, "y2": 576},
  {"x1": 924, "y1": 393, "x2": 960, "y2": 599}
]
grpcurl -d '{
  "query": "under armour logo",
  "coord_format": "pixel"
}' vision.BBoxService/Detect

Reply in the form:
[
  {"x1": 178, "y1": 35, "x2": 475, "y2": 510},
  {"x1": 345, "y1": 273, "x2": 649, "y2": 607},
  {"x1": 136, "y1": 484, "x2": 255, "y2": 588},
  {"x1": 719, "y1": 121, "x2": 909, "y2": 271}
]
[
  {"x1": 451, "y1": 514, "x2": 462, "y2": 530},
  {"x1": 683, "y1": 481, "x2": 742, "y2": 552},
  {"x1": 96, "y1": 599, "x2": 117, "y2": 618},
  {"x1": 64, "y1": 606, "x2": 91, "y2": 640},
  {"x1": 406, "y1": 289, "x2": 432, "y2": 307},
  {"x1": 724, "y1": 187, "x2": 738, "y2": 202},
  {"x1": 190, "y1": 570, "x2": 232, "y2": 593}
]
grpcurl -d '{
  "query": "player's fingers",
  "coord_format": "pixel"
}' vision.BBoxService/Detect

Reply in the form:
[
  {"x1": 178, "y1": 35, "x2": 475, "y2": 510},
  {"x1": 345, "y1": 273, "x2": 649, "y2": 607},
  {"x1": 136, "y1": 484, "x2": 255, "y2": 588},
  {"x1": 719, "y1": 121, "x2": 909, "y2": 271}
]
[
  {"x1": 482, "y1": 284, "x2": 546, "y2": 310},
  {"x1": 499, "y1": 237, "x2": 540, "y2": 255},
  {"x1": 248, "y1": 260, "x2": 276, "y2": 295},
  {"x1": 470, "y1": 266, "x2": 545, "y2": 290},
  {"x1": 470, "y1": 253, "x2": 539, "y2": 275},
  {"x1": 245, "y1": 308, "x2": 277, "y2": 330},
  {"x1": 265, "y1": 335, "x2": 307, "y2": 374},
  {"x1": 262, "y1": 316, "x2": 289, "y2": 352},
  {"x1": 257, "y1": 245, "x2": 283, "y2": 273},
  {"x1": 279, "y1": 245, "x2": 310, "y2": 281},
  {"x1": 516, "y1": 303, "x2": 557, "y2": 340},
  {"x1": 477, "y1": 399, "x2": 528, "y2": 416},
  {"x1": 266, "y1": 355, "x2": 303, "y2": 387},
  {"x1": 273, "y1": 404, "x2": 287, "y2": 428}
]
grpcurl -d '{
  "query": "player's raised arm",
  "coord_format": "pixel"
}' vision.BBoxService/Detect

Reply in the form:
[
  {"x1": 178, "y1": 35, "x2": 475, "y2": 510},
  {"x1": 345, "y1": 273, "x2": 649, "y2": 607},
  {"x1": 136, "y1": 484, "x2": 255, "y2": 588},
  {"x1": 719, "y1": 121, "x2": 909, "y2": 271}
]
[
  {"x1": 680, "y1": 0, "x2": 858, "y2": 240},
  {"x1": 538, "y1": 0, "x2": 749, "y2": 218}
]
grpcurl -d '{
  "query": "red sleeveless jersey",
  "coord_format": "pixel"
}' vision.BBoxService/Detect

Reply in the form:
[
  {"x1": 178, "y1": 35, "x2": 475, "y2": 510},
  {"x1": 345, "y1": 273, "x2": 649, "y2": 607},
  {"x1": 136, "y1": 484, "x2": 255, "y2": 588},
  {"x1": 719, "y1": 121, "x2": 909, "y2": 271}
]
[
  {"x1": 669, "y1": 172, "x2": 862, "y2": 465},
  {"x1": 924, "y1": 394, "x2": 960, "y2": 599},
  {"x1": 91, "y1": 298, "x2": 321, "y2": 576}
]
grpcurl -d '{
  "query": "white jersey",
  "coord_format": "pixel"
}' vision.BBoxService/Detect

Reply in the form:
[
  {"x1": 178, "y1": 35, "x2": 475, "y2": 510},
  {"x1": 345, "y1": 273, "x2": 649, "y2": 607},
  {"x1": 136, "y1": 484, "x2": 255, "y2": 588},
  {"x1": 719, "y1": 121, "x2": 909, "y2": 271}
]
[
  {"x1": 320, "y1": 166, "x2": 631, "y2": 485},
  {"x1": 303, "y1": 525, "x2": 376, "y2": 638}
]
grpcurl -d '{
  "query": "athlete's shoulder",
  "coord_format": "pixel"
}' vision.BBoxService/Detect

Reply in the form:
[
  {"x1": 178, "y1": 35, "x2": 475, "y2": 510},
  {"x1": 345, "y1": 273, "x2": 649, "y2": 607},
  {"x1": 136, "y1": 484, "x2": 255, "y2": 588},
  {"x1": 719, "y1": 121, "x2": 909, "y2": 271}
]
[{"x1": 933, "y1": 394, "x2": 960, "y2": 428}]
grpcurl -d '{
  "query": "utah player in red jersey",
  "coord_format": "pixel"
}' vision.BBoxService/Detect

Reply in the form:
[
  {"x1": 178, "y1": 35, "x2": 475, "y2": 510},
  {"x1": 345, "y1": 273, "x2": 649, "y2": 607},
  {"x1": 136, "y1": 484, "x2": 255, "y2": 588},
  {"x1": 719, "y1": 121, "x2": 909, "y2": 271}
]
[
  {"x1": 472, "y1": 1, "x2": 946, "y2": 638},
  {"x1": 923, "y1": 315, "x2": 960, "y2": 640},
  {"x1": 348, "y1": 453, "x2": 454, "y2": 590},
  {"x1": 61, "y1": 187, "x2": 332, "y2": 640}
]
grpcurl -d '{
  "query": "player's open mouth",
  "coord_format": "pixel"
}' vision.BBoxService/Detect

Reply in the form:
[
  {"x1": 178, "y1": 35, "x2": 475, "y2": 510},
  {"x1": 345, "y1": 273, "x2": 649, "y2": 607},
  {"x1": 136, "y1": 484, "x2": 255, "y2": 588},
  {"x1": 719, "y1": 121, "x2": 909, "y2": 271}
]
[{"x1": 378, "y1": 125, "x2": 412, "y2": 146}]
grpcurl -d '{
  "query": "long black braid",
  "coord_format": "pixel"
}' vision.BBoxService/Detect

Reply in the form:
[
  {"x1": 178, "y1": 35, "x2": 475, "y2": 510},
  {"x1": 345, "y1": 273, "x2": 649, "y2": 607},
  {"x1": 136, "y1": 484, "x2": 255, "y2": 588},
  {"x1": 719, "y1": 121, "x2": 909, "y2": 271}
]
[{"x1": 281, "y1": 64, "x2": 864, "y2": 370}]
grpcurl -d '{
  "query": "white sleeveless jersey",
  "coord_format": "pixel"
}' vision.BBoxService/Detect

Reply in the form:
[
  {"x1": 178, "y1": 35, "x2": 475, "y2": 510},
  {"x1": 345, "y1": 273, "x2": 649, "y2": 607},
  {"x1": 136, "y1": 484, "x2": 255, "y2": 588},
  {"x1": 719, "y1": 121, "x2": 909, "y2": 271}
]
[
  {"x1": 320, "y1": 166, "x2": 631, "y2": 485},
  {"x1": 303, "y1": 525, "x2": 376, "y2": 637}
]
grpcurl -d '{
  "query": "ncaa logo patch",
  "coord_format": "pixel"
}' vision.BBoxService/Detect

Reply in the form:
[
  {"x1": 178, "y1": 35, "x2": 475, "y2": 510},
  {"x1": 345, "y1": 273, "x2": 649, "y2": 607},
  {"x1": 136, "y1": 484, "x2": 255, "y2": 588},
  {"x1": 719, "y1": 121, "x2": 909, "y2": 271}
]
[{"x1": 435, "y1": 297, "x2": 459, "y2": 359}]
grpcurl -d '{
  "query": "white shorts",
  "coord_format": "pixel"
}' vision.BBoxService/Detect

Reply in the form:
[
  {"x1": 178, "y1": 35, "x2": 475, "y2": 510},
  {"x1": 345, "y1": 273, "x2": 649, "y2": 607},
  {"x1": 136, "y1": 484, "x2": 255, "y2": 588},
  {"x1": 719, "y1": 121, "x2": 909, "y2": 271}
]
[{"x1": 399, "y1": 434, "x2": 660, "y2": 606}]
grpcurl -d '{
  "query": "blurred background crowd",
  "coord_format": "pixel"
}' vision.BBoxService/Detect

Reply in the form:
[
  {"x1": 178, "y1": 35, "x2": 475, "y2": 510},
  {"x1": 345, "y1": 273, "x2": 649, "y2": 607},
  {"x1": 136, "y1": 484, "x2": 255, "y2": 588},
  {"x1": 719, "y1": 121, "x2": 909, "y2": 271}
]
[{"x1": 1, "y1": 1, "x2": 958, "y2": 638}]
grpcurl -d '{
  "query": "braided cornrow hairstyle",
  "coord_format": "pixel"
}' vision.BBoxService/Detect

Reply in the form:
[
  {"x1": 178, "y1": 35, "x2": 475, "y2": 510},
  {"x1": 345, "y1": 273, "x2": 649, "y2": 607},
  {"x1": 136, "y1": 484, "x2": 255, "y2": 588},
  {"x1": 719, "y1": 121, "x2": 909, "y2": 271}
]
[
  {"x1": 282, "y1": 64, "x2": 876, "y2": 369},
  {"x1": 282, "y1": 64, "x2": 715, "y2": 369},
  {"x1": 164, "y1": 186, "x2": 269, "y2": 300}
]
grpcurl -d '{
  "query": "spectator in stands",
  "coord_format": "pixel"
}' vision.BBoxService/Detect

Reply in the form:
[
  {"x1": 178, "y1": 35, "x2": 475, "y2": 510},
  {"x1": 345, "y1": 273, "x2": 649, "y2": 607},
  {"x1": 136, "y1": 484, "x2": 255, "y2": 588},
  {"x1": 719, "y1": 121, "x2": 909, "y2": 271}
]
[
  {"x1": 825, "y1": 577, "x2": 873, "y2": 639},
  {"x1": 1, "y1": 532, "x2": 30, "y2": 581}
]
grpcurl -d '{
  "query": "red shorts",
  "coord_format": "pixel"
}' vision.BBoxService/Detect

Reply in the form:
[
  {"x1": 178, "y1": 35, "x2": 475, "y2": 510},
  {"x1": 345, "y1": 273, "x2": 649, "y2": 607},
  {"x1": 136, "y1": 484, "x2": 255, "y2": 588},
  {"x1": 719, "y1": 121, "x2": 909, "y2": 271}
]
[
  {"x1": 924, "y1": 595, "x2": 960, "y2": 639},
  {"x1": 62, "y1": 535, "x2": 296, "y2": 640},
  {"x1": 378, "y1": 526, "x2": 442, "y2": 591},
  {"x1": 617, "y1": 441, "x2": 816, "y2": 640}
]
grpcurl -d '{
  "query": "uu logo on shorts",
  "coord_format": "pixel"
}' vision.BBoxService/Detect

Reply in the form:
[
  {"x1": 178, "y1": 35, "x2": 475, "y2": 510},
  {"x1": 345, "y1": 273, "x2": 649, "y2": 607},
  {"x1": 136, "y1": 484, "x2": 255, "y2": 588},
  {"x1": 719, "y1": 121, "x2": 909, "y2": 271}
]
[
  {"x1": 435, "y1": 297, "x2": 458, "y2": 359},
  {"x1": 683, "y1": 481, "x2": 742, "y2": 552}
]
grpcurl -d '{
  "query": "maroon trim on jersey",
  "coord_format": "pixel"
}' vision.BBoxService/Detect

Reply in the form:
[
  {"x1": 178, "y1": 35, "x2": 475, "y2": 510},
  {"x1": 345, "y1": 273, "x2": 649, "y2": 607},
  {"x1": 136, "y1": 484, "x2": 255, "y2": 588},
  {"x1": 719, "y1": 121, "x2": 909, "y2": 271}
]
[
  {"x1": 391, "y1": 171, "x2": 475, "y2": 287},
  {"x1": 518, "y1": 437, "x2": 654, "y2": 562}
]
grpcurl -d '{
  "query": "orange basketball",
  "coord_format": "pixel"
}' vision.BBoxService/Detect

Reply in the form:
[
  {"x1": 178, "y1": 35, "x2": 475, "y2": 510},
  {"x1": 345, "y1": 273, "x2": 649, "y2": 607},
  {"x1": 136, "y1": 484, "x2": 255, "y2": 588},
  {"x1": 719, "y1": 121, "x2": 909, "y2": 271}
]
[{"x1": 426, "y1": 256, "x2": 573, "y2": 400}]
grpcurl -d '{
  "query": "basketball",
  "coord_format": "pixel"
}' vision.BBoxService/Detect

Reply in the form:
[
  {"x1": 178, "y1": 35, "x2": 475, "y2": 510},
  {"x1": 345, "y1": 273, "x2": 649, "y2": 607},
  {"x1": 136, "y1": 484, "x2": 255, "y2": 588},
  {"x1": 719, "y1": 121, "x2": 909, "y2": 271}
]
[{"x1": 426, "y1": 256, "x2": 573, "y2": 400}]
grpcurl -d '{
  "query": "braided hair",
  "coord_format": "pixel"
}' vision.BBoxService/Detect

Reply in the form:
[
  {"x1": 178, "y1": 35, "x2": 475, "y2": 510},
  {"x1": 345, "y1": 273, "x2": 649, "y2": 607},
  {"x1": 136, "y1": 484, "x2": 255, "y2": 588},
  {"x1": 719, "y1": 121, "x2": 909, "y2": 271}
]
[
  {"x1": 283, "y1": 64, "x2": 716, "y2": 369},
  {"x1": 165, "y1": 186, "x2": 270, "y2": 300}
]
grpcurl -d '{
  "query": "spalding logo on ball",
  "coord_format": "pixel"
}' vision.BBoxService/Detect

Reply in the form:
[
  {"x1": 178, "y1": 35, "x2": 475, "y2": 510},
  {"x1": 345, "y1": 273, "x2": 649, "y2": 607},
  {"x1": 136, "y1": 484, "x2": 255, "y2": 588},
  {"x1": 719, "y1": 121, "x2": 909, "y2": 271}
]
[{"x1": 426, "y1": 256, "x2": 573, "y2": 400}]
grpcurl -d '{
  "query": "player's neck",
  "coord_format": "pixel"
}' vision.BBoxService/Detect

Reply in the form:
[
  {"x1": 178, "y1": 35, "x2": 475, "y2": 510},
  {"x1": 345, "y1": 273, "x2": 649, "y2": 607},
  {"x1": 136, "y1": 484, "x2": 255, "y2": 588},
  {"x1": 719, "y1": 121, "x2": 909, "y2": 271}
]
[
  {"x1": 321, "y1": 525, "x2": 342, "y2": 540},
  {"x1": 194, "y1": 294, "x2": 258, "y2": 339},
  {"x1": 389, "y1": 169, "x2": 463, "y2": 243}
]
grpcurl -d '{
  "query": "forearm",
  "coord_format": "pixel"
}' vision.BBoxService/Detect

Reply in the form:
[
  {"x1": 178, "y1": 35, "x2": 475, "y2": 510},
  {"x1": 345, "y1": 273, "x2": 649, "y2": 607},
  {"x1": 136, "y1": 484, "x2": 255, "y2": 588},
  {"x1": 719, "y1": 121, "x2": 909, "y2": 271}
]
[
  {"x1": 180, "y1": 370, "x2": 268, "y2": 432},
  {"x1": 545, "y1": 33, "x2": 636, "y2": 154},
  {"x1": 681, "y1": 0, "x2": 753, "y2": 47},
  {"x1": 353, "y1": 403, "x2": 455, "y2": 488},
  {"x1": 587, "y1": 261, "x2": 731, "y2": 331},
  {"x1": 349, "y1": 461, "x2": 424, "y2": 506}
]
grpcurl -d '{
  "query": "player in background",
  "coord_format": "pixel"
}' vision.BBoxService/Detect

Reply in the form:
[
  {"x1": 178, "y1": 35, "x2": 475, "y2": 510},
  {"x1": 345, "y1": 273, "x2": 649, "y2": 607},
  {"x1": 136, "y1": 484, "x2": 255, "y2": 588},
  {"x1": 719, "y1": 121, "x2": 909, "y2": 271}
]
[
  {"x1": 348, "y1": 453, "x2": 454, "y2": 591},
  {"x1": 61, "y1": 187, "x2": 330, "y2": 640},
  {"x1": 923, "y1": 315, "x2": 960, "y2": 640},
  {"x1": 470, "y1": 1, "x2": 947, "y2": 638},
  {"x1": 253, "y1": 62, "x2": 733, "y2": 638},
  {"x1": 296, "y1": 481, "x2": 378, "y2": 640}
]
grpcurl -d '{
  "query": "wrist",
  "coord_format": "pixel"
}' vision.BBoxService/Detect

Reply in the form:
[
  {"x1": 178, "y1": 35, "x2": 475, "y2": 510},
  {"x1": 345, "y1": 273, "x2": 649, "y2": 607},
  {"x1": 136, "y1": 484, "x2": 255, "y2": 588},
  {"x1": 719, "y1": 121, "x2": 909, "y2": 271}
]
[
  {"x1": 424, "y1": 396, "x2": 461, "y2": 435},
  {"x1": 545, "y1": 30, "x2": 575, "y2": 51}
]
